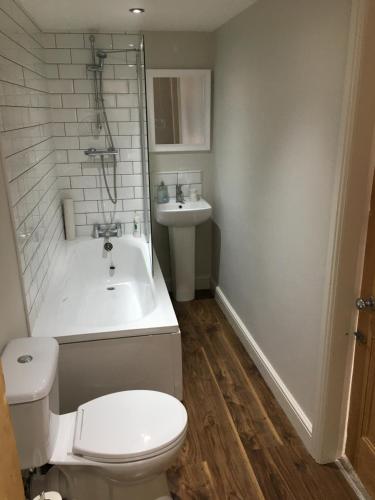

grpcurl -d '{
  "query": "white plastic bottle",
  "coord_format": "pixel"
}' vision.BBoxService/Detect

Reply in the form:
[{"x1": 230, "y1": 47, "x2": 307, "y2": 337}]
[{"x1": 133, "y1": 212, "x2": 141, "y2": 237}]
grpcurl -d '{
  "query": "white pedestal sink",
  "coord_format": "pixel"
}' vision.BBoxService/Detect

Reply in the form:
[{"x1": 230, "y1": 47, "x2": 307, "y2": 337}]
[{"x1": 155, "y1": 198, "x2": 212, "y2": 302}]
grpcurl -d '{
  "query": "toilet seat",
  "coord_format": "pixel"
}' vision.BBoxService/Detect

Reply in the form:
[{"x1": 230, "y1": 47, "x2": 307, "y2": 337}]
[{"x1": 72, "y1": 390, "x2": 188, "y2": 464}]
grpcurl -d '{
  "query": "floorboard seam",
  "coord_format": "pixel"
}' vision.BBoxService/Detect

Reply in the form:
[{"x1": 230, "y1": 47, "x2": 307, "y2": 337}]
[
  {"x1": 200, "y1": 346, "x2": 266, "y2": 500},
  {"x1": 219, "y1": 330, "x2": 284, "y2": 446}
]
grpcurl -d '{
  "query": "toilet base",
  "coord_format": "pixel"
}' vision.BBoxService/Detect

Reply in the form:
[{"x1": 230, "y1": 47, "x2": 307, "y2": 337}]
[{"x1": 37, "y1": 465, "x2": 173, "y2": 500}]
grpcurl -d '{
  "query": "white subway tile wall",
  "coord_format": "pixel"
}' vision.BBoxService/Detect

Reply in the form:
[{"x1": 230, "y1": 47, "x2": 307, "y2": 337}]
[
  {"x1": 0, "y1": 1, "x2": 149, "y2": 326},
  {"x1": 0, "y1": 0, "x2": 64, "y2": 328},
  {"x1": 49, "y1": 31, "x2": 145, "y2": 236}
]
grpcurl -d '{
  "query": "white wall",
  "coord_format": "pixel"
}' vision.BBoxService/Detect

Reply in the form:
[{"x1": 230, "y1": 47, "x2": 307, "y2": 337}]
[
  {"x1": 144, "y1": 32, "x2": 215, "y2": 287},
  {"x1": 213, "y1": 0, "x2": 351, "y2": 420}
]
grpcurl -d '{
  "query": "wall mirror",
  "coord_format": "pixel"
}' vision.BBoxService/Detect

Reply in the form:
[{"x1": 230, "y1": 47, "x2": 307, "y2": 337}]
[{"x1": 146, "y1": 69, "x2": 211, "y2": 152}]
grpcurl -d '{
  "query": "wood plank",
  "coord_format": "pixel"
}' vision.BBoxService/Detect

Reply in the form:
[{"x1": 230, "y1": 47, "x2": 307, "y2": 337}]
[
  {"x1": 168, "y1": 298, "x2": 357, "y2": 499},
  {"x1": 211, "y1": 300, "x2": 305, "y2": 447},
  {"x1": 190, "y1": 306, "x2": 283, "y2": 449},
  {"x1": 167, "y1": 461, "x2": 219, "y2": 500},
  {"x1": 179, "y1": 332, "x2": 264, "y2": 498}
]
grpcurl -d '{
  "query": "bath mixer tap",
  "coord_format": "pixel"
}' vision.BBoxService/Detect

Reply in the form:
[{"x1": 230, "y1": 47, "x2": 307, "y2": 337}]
[
  {"x1": 93, "y1": 223, "x2": 122, "y2": 239},
  {"x1": 176, "y1": 184, "x2": 185, "y2": 203}
]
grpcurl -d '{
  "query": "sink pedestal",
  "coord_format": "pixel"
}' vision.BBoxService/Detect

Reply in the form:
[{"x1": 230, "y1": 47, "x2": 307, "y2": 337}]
[
  {"x1": 155, "y1": 197, "x2": 212, "y2": 302},
  {"x1": 169, "y1": 226, "x2": 195, "y2": 302}
]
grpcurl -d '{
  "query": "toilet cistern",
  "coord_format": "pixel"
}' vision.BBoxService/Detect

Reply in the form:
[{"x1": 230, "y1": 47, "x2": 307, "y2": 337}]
[{"x1": 155, "y1": 198, "x2": 212, "y2": 301}]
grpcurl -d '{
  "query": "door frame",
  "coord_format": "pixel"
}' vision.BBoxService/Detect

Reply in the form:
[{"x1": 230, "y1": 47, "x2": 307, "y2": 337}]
[{"x1": 311, "y1": 0, "x2": 375, "y2": 463}]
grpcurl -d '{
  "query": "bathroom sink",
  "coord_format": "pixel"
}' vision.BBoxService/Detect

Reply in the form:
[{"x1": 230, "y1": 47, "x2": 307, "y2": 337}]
[
  {"x1": 155, "y1": 198, "x2": 212, "y2": 227},
  {"x1": 154, "y1": 198, "x2": 212, "y2": 302}
]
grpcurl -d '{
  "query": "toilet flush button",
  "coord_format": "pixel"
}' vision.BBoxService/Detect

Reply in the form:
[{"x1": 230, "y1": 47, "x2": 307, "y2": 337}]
[{"x1": 17, "y1": 354, "x2": 33, "y2": 364}]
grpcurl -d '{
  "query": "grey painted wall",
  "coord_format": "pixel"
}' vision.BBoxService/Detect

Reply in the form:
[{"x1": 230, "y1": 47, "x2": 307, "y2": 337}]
[
  {"x1": 212, "y1": 0, "x2": 351, "y2": 420},
  {"x1": 144, "y1": 32, "x2": 215, "y2": 287}
]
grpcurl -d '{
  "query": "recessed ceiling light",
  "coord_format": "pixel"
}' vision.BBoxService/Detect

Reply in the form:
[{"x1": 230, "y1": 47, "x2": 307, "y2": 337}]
[{"x1": 129, "y1": 8, "x2": 145, "y2": 14}]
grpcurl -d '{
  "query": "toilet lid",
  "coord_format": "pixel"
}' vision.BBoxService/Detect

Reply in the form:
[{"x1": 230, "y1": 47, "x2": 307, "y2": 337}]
[{"x1": 72, "y1": 390, "x2": 187, "y2": 462}]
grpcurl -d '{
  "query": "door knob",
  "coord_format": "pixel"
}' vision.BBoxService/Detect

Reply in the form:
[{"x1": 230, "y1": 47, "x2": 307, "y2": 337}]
[{"x1": 356, "y1": 296, "x2": 375, "y2": 310}]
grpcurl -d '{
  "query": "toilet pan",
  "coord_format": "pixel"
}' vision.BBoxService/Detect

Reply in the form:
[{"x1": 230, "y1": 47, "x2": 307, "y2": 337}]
[
  {"x1": 50, "y1": 390, "x2": 188, "y2": 482},
  {"x1": 48, "y1": 390, "x2": 188, "y2": 499}
]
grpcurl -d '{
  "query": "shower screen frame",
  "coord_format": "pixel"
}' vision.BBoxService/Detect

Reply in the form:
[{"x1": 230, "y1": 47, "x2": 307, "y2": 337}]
[{"x1": 136, "y1": 35, "x2": 154, "y2": 274}]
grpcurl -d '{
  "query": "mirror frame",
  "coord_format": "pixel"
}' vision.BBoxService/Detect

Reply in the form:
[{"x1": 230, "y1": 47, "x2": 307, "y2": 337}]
[{"x1": 146, "y1": 69, "x2": 211, "y2": 153}]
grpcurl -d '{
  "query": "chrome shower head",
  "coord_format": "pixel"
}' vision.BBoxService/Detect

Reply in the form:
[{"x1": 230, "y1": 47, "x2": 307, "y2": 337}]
[{"x1": 86, "y1": 50, "x2": 107, "y2": 72}]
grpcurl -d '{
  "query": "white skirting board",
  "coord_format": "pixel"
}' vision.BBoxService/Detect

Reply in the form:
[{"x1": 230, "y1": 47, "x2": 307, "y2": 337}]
[{"x1": 215, "y1": 286, "x2": 313, "y2": 451}]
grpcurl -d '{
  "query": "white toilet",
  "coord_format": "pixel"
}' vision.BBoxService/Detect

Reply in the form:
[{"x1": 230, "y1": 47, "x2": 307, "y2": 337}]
[{"x1": 2, "y1": 337, "x2": 188, "y2": 500}]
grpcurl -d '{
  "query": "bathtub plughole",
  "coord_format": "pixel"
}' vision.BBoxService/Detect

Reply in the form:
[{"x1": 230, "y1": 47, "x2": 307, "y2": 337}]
[{"x1": 32, "y1": 236, "x2": 182, "y2": 412}]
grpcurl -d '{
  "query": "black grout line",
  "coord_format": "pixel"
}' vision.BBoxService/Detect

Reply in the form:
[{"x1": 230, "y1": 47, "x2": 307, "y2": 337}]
[
  {"x1": 0, "y1": 27, "x2": 46, "y2": 66},
  {"x1": 2, "y1": 122, "x2": 52, "y2": 136},
  {"x1": 14, "y1": 164, "x2": 57, "y2": 231},
  {"x1": 6, "y1": 135, "x2": 53, "y2": 160},
  {"x1": 8, "y1": 148, "x2": 55, "y2": 184},
  {"x1": 27, "y1": 200, "x2": 64, "y2": 310},
  {"x1": 0, "y1": 77, "x2": 49, "y2": 94}
]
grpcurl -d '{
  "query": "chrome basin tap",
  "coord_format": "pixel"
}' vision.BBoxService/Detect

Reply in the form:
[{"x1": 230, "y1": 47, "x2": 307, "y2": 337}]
[{"x1": 176, "y1": 184, "x2": 185, "y2": 203}]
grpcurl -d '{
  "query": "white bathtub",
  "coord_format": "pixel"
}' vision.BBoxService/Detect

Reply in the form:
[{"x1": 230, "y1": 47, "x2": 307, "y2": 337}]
[
  {"x1": 32, "y1": 236, "x2": 182, "y2": 412},
  {"x1": 33, "y1": 236, "x2": 178, "y2": 341}
]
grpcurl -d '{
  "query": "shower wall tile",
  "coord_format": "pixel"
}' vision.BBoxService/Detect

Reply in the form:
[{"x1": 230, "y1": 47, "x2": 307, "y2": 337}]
[
  {"x1": 49, "y1": 79, "x2": 74, "y2": 93},
  {"x1": 44, "y1": 48, "x2": 71, "y2": 64},
  {"x1": 71, "y1": 49, "x2": 93, "y2": 64},
  {"x1": 83, "y1": 34, "x2": 113, "y2": 49},
  {"x1": 114, "y1": 66, "x2": 137, "y2": 80},
  {"x1": 0, "y1": 0, "x2": 64, "y2": 328},
  {"x1": 59, "y1": 64, "x2": 87, "y2": 79},
  {"x1": 48, "y1": 32, "x2": 146, "y2": 236},
  {"x1": 55, "y1": 34, "x2": 84, "y2": 49},
  {"x1": 62, "y1": 94, "x2": 90, "y2": 108},
  {"x1": 35, "y1": 33, "x2": 56, "y2": 48}
]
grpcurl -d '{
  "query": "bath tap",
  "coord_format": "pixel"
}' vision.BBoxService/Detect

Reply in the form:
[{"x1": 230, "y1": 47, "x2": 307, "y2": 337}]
[
  {"x1": 93, "y1": 223, "x2": 122, "y2": 239},
  {"x1": 176, "y1": 184, "x2": 185, "y2": 203}
]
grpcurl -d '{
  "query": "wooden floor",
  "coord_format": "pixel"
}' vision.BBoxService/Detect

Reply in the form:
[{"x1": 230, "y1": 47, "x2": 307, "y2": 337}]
[{"x1": 167, "y1": 296, "x2": 356, "y2": 500}]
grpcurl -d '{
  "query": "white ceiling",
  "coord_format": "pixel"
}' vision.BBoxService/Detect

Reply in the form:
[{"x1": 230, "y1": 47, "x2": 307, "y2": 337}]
[{"x1": 17, "y1": 0, "x2": 256, "y2": 33}]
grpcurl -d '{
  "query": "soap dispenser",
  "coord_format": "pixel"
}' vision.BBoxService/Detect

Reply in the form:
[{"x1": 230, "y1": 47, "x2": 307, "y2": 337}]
[{"x1": 157, "y1": 181, "x2": 169, "y2": 204}]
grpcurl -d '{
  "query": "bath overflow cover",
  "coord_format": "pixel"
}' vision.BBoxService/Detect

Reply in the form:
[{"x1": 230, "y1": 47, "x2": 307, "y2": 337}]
[{"x1": 17, "y1": 354, "x2": 33, "y2": 364}]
